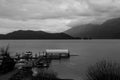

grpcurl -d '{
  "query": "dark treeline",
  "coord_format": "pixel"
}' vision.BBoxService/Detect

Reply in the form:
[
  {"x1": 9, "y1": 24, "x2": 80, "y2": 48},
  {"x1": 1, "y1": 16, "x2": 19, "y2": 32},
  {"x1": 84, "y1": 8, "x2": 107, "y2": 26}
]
[{"x1": 0, "y1": 30, "x2": 74, "y2": 39}]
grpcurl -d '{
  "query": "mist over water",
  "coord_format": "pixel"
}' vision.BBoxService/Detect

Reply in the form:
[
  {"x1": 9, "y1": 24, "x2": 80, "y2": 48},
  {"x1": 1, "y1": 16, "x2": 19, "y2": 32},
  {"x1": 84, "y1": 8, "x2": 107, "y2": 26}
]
[{"x1": 0, "y1": 40, "x2": 120, "y2": 80}]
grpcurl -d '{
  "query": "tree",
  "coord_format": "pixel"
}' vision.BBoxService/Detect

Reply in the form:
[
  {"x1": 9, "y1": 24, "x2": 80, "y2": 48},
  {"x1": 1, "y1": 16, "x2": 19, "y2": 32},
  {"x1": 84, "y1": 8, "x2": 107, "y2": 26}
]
[{"x1": 0, "y1": 45, "x2": 15, "y2": 74}]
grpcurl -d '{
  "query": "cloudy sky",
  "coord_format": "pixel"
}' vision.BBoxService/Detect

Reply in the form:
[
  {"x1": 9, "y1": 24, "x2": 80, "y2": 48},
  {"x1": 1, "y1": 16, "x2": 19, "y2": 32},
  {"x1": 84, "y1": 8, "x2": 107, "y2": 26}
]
[{"x1": 0, "y1": 0, "x2": 120, "y2": 34}]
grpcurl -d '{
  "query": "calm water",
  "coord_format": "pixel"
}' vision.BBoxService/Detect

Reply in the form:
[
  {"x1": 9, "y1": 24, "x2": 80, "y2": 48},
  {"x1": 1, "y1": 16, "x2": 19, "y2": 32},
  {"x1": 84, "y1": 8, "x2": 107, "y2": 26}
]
[{"x1": 0, "y1": 40, "x2": 120, "y2": 80}]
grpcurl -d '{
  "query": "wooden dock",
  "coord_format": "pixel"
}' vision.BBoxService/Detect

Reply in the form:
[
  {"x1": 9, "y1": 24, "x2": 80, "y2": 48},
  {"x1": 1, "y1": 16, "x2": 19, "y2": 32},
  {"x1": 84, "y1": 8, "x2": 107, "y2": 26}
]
[
  {"x1": 33, "y1": 56, "x2": 51, "y2": 68},
  {"x1": 0, "y1": 49, "x2": 71, "y2": 69}
]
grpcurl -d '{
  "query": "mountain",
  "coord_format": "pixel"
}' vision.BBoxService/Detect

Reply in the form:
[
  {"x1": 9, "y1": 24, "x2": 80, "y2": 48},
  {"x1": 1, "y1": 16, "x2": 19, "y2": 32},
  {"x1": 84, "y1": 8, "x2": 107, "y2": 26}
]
[
  {"x1": 0, "y1": 30, "x2": 74, "y2": 39},
  {"x1": 65, "y1": 18, "x2": 120, "y2": 39}
]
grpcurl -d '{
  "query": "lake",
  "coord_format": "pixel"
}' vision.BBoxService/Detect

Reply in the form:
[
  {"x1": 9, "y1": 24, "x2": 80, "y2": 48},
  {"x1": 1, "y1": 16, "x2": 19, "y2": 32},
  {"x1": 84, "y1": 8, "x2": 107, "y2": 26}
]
[{"x1": 0, "y1": 40, "x2": 120, "y2": 80}]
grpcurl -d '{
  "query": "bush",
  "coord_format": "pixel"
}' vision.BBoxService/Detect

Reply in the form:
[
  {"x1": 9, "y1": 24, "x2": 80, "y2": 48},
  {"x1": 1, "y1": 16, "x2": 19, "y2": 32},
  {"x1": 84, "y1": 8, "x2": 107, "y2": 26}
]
[
  {"x1": 86, "y1": 60, "x2": 120, "y2": 80},
  {"x1": 10, "y1": 68, "x2": 58, "y2": 80},
  {"x1": 9, "y1": 68, "x2": 32, "y2": 80},
  {"x1": 0, "y1": 45, "x2": 15, "y2": 74},
  {"x1": 32, "y1": 69, "x2": 58, "y2": 80}
]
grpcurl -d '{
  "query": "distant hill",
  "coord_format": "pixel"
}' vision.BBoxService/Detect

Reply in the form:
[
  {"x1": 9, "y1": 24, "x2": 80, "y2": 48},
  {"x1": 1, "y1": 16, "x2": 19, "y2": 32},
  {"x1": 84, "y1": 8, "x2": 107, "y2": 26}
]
[
  {"x1": 65, "y1": 18, "x2": 120, "y2": 39},
  {"x1": 0, "y1": 30, "x2": 74, "y2": 39}
]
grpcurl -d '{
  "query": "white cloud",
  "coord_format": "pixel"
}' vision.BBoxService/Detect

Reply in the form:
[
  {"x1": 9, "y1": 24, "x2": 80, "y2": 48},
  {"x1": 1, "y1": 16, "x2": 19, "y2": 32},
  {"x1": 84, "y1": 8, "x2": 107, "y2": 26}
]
[
  {"x1": 0, "y1": 0, "x2": 94, "y2": 20},
  {"x1": 0, "y1": 0, "x2": 120, "y2": 33},
  {"x1": 0, "y1": 18, "x2": 71, "y2": 33}
]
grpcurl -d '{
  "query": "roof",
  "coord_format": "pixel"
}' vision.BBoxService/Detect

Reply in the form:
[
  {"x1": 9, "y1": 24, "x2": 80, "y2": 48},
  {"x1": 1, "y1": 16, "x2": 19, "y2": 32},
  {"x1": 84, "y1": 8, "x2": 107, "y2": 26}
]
[{"x1": 46, "y1": 49, "x2": 69, "y2": 53}]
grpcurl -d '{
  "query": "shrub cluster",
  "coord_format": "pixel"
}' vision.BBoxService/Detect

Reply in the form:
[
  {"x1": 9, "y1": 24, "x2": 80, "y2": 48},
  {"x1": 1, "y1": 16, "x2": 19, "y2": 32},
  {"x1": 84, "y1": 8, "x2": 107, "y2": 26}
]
[
  {"x1": 86, "y1": 60, "x2": 120, "y2": 80},
  {"x1": 0, "y1": 46, "x2": 15, "y2": 74}
]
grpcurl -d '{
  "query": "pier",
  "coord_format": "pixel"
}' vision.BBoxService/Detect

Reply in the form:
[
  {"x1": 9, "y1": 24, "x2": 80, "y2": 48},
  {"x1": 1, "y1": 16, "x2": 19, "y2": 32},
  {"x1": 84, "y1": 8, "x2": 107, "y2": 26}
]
[
  {"x1": 5, "y1": 49, "x2": 71, "y2": 69},
  {"x1": 0, "y1": 49, "x2": 72, "y2": 80}
]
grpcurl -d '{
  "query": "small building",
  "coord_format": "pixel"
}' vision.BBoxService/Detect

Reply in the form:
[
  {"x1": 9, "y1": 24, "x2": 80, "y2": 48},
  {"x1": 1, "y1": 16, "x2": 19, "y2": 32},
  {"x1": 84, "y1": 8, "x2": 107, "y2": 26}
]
[{"x1": 45, "y1": 49, "x2": 70, "y2": 59}]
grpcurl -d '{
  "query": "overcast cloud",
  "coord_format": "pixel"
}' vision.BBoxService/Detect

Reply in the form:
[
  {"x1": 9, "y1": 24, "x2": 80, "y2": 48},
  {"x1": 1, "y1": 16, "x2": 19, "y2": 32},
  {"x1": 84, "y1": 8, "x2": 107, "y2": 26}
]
[{"x1": 0, "y1": 0, "x2": 120, "y2": 33}]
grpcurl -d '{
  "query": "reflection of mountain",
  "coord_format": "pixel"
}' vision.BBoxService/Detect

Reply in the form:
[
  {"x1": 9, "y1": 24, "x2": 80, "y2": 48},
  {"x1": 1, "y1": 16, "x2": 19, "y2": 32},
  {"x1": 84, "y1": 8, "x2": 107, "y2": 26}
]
[
  {"x1": 0, "y1": 30, "x2": 74, "y2": 39},
  {"x1": 65, "y1": 18, "x2": 120, "y2": 39}
]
